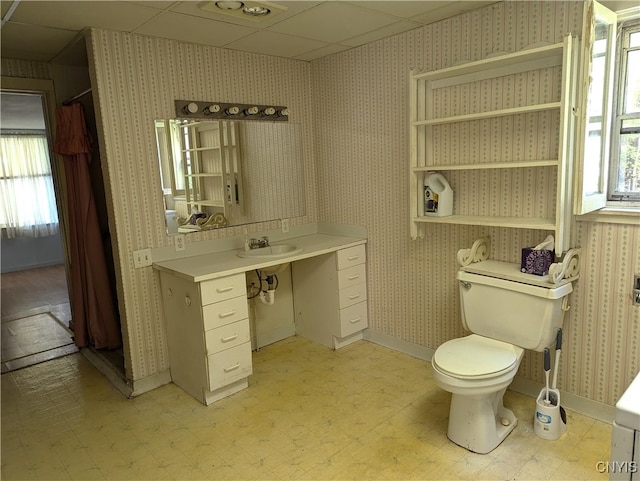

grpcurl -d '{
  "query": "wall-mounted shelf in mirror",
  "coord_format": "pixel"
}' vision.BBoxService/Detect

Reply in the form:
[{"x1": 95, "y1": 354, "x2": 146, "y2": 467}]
[{"x1": 155, "y1": 119, "x2": 305, "y2": 235}]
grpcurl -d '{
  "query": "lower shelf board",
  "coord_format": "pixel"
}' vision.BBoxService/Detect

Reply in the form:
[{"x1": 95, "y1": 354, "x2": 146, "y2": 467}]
[{"x1": 412, "y1": 215, "x2": 556, "y2": 230}]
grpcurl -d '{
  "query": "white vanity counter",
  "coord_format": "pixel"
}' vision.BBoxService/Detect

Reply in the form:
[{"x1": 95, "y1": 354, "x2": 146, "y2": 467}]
[
  {"x1": 152, "y1": 231, "x2": 368, "y2": 405},
  {"x1": 152, "y1": 233, "x2": 366, "y2": 281}
]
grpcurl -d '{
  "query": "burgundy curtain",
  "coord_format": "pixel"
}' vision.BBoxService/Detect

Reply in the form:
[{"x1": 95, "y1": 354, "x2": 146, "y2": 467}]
[{"x1": 53, "y1": 103, "x2": 121, "y2": 349}]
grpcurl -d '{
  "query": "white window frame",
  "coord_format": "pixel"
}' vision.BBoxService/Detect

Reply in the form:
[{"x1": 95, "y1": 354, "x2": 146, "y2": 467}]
[
  {"x1": 608, "y1": 18, "x2": 640, "y2": 203},
  {"x1": 575, "y1": 1, "x2": 640, "y2": 223},
  {"x1": 574, "y1": 0, "x2": 618, "y2": 215}
]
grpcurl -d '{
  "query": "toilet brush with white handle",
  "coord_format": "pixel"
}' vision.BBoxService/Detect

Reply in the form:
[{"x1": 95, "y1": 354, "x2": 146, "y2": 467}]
[
  {"x1": 543, "y1": 348, "x2": 551, "y2": 406},
  {"x1": 551, "y1": 329, "x2": 562, "y2": 390},
  {"x1": 551, "y1": 329, "x2": 567, "y2": 425}
]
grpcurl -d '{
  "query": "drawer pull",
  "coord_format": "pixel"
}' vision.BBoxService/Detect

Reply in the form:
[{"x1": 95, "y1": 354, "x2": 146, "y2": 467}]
[
  {"x1": 218, "y1": 310, "x2": 236, "y2": 319},
  {"x1": 347, "y1": 255, "x2": 360, "y2": 261},
  {"x1": 221, "y1": 334, "x2": 238, "y2": 343},
  {"x1": 347, "y1": 294, "x2": 361, "y2": 300},
  {"x1": 349, "y1": 317, "x2": 362, "y2": 324},
  {"x1": 347, "y1": 275, "x2": 360, "y2": 281},
  {"x1": 223, "y1": 363, "x2": 240, "y2": 372},
  {"x1": 184, "y1": 296, "x2": 192, "y2": 306},
  {"x1": 216, "y1": 286, "x2": 234, "y2": 293}
]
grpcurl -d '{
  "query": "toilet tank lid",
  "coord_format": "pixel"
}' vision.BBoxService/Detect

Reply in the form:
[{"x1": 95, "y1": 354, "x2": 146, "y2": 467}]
[{"x1": 461, "y1": 260, "x2": 572, "y2": 290}]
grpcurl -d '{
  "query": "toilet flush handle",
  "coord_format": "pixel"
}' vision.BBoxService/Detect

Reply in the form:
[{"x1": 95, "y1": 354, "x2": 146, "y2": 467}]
[{"x1": 460, "y1": 280, "x2": 472, "y2": 290}]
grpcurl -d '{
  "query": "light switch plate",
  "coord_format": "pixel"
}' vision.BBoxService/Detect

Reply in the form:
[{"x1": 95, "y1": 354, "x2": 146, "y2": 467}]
[{"x1": 133, "y1": 249, "x2": 152, "y2": 268}]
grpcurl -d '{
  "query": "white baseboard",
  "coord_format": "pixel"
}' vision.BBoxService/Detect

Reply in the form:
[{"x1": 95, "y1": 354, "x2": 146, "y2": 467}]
[
  {"x1": 363, "y1": 329, "x2": 615, "y2": 423},
  {"x1": 130, "y1": 369, "x2": 172, "y2": 397}
]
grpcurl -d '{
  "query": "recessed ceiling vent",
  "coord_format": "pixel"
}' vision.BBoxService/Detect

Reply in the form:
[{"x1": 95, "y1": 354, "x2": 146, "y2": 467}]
[{"x1": 199, "y1": 1, "x2": 288, "y2": 22}]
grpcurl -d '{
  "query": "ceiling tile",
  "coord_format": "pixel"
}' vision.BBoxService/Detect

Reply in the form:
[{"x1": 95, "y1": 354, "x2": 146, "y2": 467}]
[
  {"x1": 1, "y1": 22, "x2": 78, "y2": 62},
  {"x1": 410, "y1": 1, "x2": 497, "y2": 25},
  {"x1": 134, "y1": 11, "x2": 257, "y2": 47},
  {"x1": 341, "y1": 20, "x2": 421, "y2": 48},
  {"x1": 225, "y1": 30, "x2": 328, "y2": 58},
  {"x1": 9, "y1": 1, "x2": 162, "y2": 32},
  {"x1": 267, "y1": 2, "x2": 398, "y2": 43},
  {"x1": 293, "y1": 43, "x2": 352, "y2": 62},
  {"x1": 347, "y1": 1, "x2": 453, "y2": 20}
]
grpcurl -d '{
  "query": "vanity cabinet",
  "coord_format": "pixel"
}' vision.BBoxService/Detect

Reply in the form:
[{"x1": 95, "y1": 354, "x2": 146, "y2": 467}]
[
  {"x1": 409, "y1": 35, "x2": 579, "y2": 256},
  {"x1": 158, "y1": 271, "x2": 252, "y2": 405},
  {"x1": 292, "y1": 245, "x2": 368, "y2": 349}
]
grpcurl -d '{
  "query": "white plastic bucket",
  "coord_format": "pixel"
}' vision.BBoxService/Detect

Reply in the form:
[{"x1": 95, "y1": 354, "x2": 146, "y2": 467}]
[
  {"x1": 533, "y1": 388, "x2": 567, "y2": 440},
  {"x1": 424, "y1": 172, "x2": 453, "y2": 217}
]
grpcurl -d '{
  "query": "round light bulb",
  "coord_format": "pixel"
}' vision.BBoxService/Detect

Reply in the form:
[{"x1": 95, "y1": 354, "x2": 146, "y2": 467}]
[
  {"x1": 215, "y1": 1, "x2": 244, "y2": 10},
  {"x1": 185, "y1": 102, "x2": 198, "y2": 114},
  {"x1": 264, "y1": 107, "x2": 276, "y2": 115}
]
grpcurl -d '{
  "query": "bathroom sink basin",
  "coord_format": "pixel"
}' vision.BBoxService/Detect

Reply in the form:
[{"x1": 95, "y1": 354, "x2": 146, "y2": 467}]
[{"x1": 237, "y1": 244, "x2": 302, "y2": 259}]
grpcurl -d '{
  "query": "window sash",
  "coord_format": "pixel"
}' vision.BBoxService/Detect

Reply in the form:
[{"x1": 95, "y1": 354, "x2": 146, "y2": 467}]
[{"x1": 609, "y1": 20, "x2": 640, "y2": 201}]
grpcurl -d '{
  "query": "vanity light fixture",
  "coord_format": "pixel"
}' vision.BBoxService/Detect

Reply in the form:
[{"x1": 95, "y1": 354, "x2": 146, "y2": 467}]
[{"x1": 175, "y1": 100, "x2": 289, "y2": 121}]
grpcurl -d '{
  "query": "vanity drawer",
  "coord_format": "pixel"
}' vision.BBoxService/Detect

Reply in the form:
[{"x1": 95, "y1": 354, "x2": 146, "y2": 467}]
[
  {"x1": 337, "y1": 264, "x2": 366, "y2": 289},
  {"x1": 201, "y1": 273, "x2": 246, "y2": 305},
  {"x1": 338, "y1": 302, "x2": 368, "y2": 338},
  {"x1": 207, "y1": 342, "x2": 253, "y2": 391},
  {"x1": 338, "y1": 283, "x2": 367, "y2": 310},
  {"x1": 336, "y1": 245, "x2": 366, "y2": 270},
  {"x1": 205, "y1": 320, "x2": 251, "y2": 355},
  {"x1": 202, "y1": 296, "x2": 248, "y2": 330}
]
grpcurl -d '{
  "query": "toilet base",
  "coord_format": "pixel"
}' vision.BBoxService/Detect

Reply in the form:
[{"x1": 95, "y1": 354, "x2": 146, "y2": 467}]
[{"x1": 447, "y1": 387, "x2": 517, "y2": 454}]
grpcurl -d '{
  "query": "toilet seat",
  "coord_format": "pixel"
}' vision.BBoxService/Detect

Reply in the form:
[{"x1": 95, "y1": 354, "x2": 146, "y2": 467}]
[{"x1": 433, "y1": 334, "x2": 523, "y2": 379}]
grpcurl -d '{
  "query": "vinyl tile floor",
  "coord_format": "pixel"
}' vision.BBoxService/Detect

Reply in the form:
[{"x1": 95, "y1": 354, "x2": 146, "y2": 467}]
[{"x1": 1, "y1": 336, "x2": 611, "y2": 481}]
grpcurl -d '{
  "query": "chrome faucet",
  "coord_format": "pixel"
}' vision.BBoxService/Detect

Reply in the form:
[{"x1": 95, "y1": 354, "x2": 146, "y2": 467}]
[{"x1": 249, "y1": 236, "x2": 270, "y2": 249}]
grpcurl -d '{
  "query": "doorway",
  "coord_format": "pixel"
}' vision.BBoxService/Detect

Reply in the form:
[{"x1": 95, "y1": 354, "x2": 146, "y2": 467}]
[
  {"x1": 1, "y1": 81, "x2": 125, "y2": 379},
  {"x1": 0, "y1": 90, "x2": 76, "y2": 372}
]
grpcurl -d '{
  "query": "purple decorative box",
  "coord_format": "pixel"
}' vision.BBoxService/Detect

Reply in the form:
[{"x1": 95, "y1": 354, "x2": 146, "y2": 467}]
[{"x1": 521, "y1": 248, "x2": 553, "y2": 276}]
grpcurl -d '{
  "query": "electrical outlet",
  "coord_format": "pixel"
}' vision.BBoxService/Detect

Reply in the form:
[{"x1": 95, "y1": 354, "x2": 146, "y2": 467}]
[
  {"x1": 175, "y1": 234, "x2": 185, "y2": 252},
  {"x1": 281, "y1": 219, "x2": 289, "y2": 233},
  {"x1": 133, "y1": 248, "x2": 152, "y2": 268}
]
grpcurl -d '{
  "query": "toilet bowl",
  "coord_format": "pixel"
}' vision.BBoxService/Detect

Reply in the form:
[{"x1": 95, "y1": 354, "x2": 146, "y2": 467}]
[
  {"x1": 432, "y1": 260, "x2": 572, "y2": 454},
  {"x1": 432, "y1": 334, "x2": 525, "y2": 453}
]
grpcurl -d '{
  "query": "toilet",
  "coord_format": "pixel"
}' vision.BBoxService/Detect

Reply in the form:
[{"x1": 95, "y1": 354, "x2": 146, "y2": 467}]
[{"x1": 432, "y1": 260, "x2": 572, "y2": 454}]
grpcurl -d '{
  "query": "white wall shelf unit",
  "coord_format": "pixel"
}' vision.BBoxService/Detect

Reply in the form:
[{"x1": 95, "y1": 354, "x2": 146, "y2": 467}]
[
  {"x1": 179, "y1": 120, "x2": 243, "y2": 218},
  {"x1": 409, "y1": 36, "x2": 579, "y2": 256}
]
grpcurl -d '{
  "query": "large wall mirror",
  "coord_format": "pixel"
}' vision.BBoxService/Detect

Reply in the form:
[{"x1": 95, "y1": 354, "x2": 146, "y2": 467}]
[{"x1": 154, "y1": 119, "x2": 306, "y2": 235}]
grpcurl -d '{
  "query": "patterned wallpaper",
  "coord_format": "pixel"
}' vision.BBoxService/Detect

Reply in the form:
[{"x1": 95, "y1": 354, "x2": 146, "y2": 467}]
[
  {"x1": 311, "y1": 0, "x2": 639, "y2": 406},
  {"x1": 9, "y1": 1, "x2": 637, "y2": 406},
  {"x1": 1, "y1": 58, "x2": 52, "y2": 80},
  {"x1": 85, "y1": 30, "x2": 316, "y2": 383}
]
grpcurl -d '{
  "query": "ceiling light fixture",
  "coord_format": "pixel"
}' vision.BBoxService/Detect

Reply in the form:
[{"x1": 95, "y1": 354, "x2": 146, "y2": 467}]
[
  {"x1": 242, "y1": 5, "x2": 270, "y2": 16},
  {"x1": 200, "y1": 1, "x2": 287, "y2": 23},
  {"x1": 214, "y1": 1, "x2": 244, "y2": 10}
]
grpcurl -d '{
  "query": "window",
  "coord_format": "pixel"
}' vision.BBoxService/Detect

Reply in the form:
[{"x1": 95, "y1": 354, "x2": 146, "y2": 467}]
[
  {"x1": 609, "y1": 20, "x2": 640, "y2": 202},
  {"x1": 0, "y1": 133, "x2": 59, "y2": 238}
]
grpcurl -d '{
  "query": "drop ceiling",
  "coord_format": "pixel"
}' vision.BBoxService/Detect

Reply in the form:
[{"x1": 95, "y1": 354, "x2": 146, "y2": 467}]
[{"x1": 1, "y1": 0, "x2": 501, "y2": 62}]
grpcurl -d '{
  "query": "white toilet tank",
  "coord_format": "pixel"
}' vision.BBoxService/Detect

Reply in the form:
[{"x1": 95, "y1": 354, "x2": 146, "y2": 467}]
[{"x1": 458, "y1": 261, "x2": 572, "y2": 352}]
